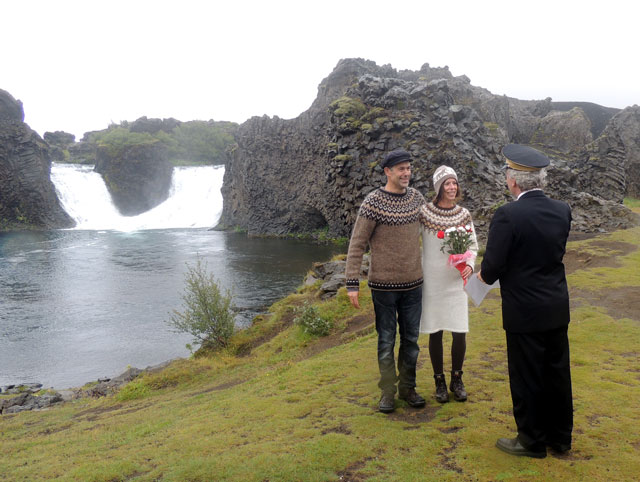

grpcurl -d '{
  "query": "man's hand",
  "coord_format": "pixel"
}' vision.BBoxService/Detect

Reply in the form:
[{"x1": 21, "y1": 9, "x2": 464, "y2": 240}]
[
  {"x1": 348, "y1": 290, "x2": 360, "y2": 309},
  {"x1": 476, "y1": 270, "x2": 486, "y2": 284}
]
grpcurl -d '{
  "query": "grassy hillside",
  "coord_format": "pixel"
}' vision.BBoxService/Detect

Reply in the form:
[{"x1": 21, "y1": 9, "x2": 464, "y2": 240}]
[{"x1": 1, "y1": 223, "x2": 639, "y2": 481}]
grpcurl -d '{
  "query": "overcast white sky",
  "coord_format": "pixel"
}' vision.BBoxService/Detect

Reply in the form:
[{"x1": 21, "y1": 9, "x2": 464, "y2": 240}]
[{"x1": 3, "y1": 0, "x2": 638, "y2": 140}]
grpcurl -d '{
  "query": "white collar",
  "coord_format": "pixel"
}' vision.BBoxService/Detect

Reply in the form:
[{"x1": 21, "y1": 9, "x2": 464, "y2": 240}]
[{"x1": 517, "y1": 188, "x2": 542, "y2": 200}]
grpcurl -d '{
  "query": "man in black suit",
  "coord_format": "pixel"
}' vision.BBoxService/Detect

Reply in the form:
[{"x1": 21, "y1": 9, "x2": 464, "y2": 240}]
[{"x1": 478, "y1": 144, "x2": 573, "y2": 459}]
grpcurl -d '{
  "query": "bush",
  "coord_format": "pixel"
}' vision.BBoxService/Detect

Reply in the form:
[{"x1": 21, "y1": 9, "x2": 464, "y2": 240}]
[
  {"x1": 169, "y1": 259, "x2": 235, "y2": 350},
  {"x1": 294, "y1": 303, "x2": 332, "y2": 337}
]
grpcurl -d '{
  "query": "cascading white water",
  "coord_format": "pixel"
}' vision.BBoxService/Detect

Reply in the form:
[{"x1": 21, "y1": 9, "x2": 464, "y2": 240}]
[{"x1": 51, "y1": 163, "x2": 224, "y2": 231}]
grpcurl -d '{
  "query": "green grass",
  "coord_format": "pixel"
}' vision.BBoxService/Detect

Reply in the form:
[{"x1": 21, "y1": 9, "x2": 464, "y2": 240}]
[
  {"x1": 623, "y1": 197, "x2": 640, "y2": 212},
  {"x1": 1, "y1": 228, "x2": 639, "y2": 481}
]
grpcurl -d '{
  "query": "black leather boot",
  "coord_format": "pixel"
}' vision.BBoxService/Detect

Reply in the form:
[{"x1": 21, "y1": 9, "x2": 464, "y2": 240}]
[
  {"x1": 450, "y1": 370, "x2": 467, "y2": 401},
  {"x1": 434, "y1": 373, "x2": 449, "y2": 403}
]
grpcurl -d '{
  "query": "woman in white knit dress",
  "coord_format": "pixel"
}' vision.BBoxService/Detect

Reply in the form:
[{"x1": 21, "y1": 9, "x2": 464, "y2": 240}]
[{"x1": 420, "y1": 165, "x2": 478, "y2": 403}]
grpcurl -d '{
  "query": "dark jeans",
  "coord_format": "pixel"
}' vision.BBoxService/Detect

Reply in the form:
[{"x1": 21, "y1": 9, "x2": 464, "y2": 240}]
[
  {"x1": 506, "y1": 326, "x2": 573, "y2": 452},
  {"x1": 371, "y1": 286, "x2": 422, "y2": 394}
]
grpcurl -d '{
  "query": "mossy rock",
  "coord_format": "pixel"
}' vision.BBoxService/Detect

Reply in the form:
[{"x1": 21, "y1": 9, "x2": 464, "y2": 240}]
[
  {"x1": 329, "y1": 96, "x2": 366, "y2": 118},
  {"x1": 334, "y1": 154, "x2": 353, "y2": 162},
  {"x1": 361, "y1": 107, "x2": 386, "y2": 122}
]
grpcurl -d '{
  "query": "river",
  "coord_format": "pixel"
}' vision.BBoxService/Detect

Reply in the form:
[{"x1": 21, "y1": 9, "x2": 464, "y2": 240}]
[{"x1": 0, "y1": 164, "x2": 342, "y2": 389}]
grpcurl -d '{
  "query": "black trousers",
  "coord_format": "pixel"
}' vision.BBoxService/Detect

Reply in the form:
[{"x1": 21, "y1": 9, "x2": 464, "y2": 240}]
[{"x1": 505, "y1": 326, "x2": 573, "y2": 452}]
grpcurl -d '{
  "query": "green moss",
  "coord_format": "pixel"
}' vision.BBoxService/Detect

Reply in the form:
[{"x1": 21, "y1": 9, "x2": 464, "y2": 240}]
[
  {"x1": 483, "y1": 122, "x2": 499, "y2": 134},
  {"x1": 360, "y1": 123, "x2": 373, "y2": 131},
  {"x1": 361, "y1": 107, "x2": 385, "y2": 123},
  {"x1": 333, "y1": 154, "x2": 352, "y2": 162},
  {"x1": 328, "y1": 96, "x2": 366, "y2": 118},
  {"x1": 338, "y1": 119, "x2": 361, "y2": 131}
]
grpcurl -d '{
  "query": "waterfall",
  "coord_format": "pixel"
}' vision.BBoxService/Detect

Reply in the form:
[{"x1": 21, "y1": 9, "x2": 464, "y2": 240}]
[{"x1": 51, "y1": 163, "x2": 224, "y2": 231}]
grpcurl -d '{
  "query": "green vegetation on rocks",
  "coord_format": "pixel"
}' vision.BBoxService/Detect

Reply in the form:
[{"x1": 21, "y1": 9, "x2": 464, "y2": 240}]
[
  {"x1": 1, "y1": 227, "x2": 639, "y2": 481},
  {"x1": 82, "y1": 120, "x2": 236, "y2": 166}
]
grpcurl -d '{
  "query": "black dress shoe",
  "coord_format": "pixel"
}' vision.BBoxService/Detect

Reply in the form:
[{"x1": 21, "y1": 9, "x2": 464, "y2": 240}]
[
  {"x1": 548, "y1": 442, "x2": 571, "y2": 454},
  {"x1": 379, "y1": 392, "x2": 395, "y2": 413},
  {"x1": 496, "y1": 437, "x2": 547, "y2": 458},
  {"x1": 399, "y1": 388, "x2": 426, "y2": 408}
]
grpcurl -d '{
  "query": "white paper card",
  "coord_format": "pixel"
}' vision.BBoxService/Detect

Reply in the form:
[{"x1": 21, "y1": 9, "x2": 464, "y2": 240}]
[{"x1": 464, "y1": 275, "x2": 500, "y2": 306}]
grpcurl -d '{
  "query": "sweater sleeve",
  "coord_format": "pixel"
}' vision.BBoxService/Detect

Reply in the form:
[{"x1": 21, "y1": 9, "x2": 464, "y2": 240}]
[{"x1": 345, "y1": 214, "x2": 376, "y2": 292}]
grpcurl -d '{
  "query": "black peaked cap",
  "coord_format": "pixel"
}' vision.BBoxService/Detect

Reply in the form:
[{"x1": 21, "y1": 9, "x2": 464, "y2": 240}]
[{"x1": 502, "y1": 144, "x2": 550, "y2": 170}]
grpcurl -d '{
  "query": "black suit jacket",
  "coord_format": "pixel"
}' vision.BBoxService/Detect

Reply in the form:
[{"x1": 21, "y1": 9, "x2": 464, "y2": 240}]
[{"x1": 480, "y1": 190, "x2": 572, "y2": 333}]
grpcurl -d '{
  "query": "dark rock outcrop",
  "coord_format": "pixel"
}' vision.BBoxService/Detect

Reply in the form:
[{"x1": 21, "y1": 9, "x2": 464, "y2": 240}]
[
  {"x1": 43, "y1": 130, "x2": 76, "y2": 163},
  {"x1": 304, "y1": 255, "x2": 369, "y2": 299},
  {"x1": 128, "y1": 116, "x2": 181, "y2": 134},
  {"x1": 0, "y1": 391, "x2": 64, "y2": 414},
  {"x1": 94, "y1": 140, "x2": 173, "y2": 216},
  {"x1": 219, "y1": 59, "x2": 638, "y2": 238},
  {"x1": 0, "y1": 89, "x2": 75, "y2": 230}
]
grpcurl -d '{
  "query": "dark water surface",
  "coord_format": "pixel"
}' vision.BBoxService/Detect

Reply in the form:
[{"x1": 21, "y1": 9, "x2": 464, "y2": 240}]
[{"x1": 0, "y1": 229, "x2": 343, "y2": 389}]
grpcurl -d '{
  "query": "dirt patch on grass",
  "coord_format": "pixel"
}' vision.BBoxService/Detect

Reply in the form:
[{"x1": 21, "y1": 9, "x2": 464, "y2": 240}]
[
  {"x1": 388, "y1": 404, "x2": 439, "y2": 424},
  {"x1": 189, "y1": 379, "x2": 246, "y2": 396},
  {"x1": 298, "y1": 312, "x2": 375, "y2": 361},
  {"x1": 564, "y1": 240, "x2": 636, "y2": 275},
  {"x1": 571, "y1": 285, "x2": 640, "y2": 322},
  {"x1": 73, "y1": 403, "x2": 150, "y2": 421},
  {"x1": 336, "y1": 456, "x2": 374, "y2": 481},
  {"x1": 38, "y1": 423, "x2": 74, "y2": 435},
  {"x1": 439, "y1": 425, "x2": 463, "y2": 434},
  {"x1": 321, "y1": 423, "x2": 352, "y2": 435},
  {"x1": 439, "y1": 439, "x2": 464, "y2": 474}
]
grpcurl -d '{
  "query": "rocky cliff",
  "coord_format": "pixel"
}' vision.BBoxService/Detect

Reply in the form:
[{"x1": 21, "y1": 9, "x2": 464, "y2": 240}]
[
  {"x1": 219, "y1": 59, "x2": 639, "y2": 238},
  {"x1": 94, "y1": 140, "x2": 173, "y2": 216},
  {"x1": 0, "y1": 89, "x2": 74, "y2": 230}
]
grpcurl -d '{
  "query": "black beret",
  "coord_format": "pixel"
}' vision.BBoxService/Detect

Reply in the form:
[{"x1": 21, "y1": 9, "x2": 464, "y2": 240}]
[
  {"x1": 502, "y1": 144, "x2": 549, "y2": 171},
  {"x1": 381, "y1": 149, "x2": 412, "y2": 169}
]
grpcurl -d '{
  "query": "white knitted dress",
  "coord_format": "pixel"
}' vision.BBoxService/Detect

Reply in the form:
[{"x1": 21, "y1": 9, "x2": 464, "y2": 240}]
[{"x1": 419, "y1": 202, "x2": 478, "y2": 334}]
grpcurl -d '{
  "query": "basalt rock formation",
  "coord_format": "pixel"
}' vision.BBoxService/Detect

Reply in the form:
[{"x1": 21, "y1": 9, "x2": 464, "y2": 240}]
[
  {"x1": 94, "y1": 140, "x2": 173, "y2": 216},
  {"x1": 43, "y1": 130, "x2": 76, "y2": 163},
  {"x1": 0, "y1": 89, "x2": 75, "y2": 230},
  {"x1": 220, "y1": 59, "x2": 638, "y2": 238}
]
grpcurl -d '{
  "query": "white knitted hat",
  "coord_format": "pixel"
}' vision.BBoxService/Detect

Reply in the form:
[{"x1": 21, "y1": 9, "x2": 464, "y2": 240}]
[{"x1": 433, "y1": 165, "x2": 458, "y2": 194}]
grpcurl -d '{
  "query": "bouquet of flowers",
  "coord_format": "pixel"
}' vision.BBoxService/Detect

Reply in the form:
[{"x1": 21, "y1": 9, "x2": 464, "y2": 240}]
[{"x1": 437, "y1": 224, "x2": 474, "y2": 285}]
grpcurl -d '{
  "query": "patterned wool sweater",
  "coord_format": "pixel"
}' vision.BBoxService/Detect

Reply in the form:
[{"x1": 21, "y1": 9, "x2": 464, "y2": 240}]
[
  {"x1": 419, "y1": 202, "x2": 478, "y2": 333},
  {"x1": 345, "y1": 187, "x2": 425, "y2": 291}
]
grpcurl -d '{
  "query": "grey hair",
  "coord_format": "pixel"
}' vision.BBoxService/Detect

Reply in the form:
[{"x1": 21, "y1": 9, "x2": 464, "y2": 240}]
[{"x1": 506, "y1": 168, "x2": 547, "y2": 191}]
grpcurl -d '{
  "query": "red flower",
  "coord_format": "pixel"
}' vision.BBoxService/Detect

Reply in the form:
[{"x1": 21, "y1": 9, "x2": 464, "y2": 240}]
[{"x1": 437, "y1": 230, "x2": 445, "y2": 239}]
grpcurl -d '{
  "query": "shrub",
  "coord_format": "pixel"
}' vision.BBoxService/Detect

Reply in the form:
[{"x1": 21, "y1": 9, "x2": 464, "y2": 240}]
[
  {"x1": 294, "y1": 303, "x2": 332, "y2": 337},
  {"x1": 169, "y1": 258, "x2": 235, "y2": 350}
]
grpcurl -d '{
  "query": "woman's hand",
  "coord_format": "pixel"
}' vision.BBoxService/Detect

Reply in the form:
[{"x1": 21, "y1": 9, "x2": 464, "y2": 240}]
[{"x1": 461, "y1": 265, "x2": 473, "y2": 280}]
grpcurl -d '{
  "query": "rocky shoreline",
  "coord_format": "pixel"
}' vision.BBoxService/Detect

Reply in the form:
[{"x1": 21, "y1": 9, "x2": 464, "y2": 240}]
[{"x1": 0, "y1": 361, "x2": 173, "y2": 415}]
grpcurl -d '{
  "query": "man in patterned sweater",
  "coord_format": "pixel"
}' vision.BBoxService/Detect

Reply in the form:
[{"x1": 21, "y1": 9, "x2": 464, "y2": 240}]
[{"x1": 345, "y1": 149, "x2": 426, "y2": 413}]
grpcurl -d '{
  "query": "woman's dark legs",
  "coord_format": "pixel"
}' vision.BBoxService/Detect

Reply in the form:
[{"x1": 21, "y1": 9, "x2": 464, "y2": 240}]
[
  {"x1": 429, "y1": 331, "x2": 444, "y2": 374},
  {"x1": 429, "y1": 331, "x2": 468, "y2": 402},
  {"x1": 451, "y1": 332, "x2": 466, "y2": 371}
]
